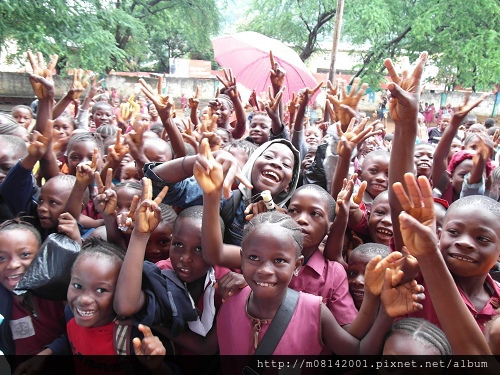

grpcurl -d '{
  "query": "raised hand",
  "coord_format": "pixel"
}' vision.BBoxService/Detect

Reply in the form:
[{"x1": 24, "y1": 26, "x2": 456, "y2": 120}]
[
  {"x1": 188, "y1": 86, "x2": 200, "y2": 109},
  {"x1": 139, "y1": 77, "x2": 174, "y2": 121},
  {"x1": 94, "y1": 170, "x2": 118, "y2": 215},
  {"x1": 193, "y1": 138, "x2": 224, "y2": 195},
  {"x1": 394, "y1": 173, "x2": 438, "y2": 257},
  {"x1": 27, "y1": 130, "x2": 50, "y2": 161},
  {"x1": 452, "y1": 92, "x2": 489, "y2": 125},
  {"x1": 58, "y1": 212, "x2": 82, "y2": 244},
  {"x1": 133, "y1": 324, "x2": 166, "y2": 371},
  {"x1": 327, "y1": 78, "x2": 368, "y2": 127},
  {"x1": 364, "y1": 251, "x2": 405, "y2": 296},
  {"x1": 27, "y1": 51, "x2": 58, "y2": 99},
  {"x1": 68, "y1": 69, "x2": 89, "y2": 100},
  {"x1": 380, "y1": 268, "x2": 425, "y2": 317},
  {"x1": 265, "y1": 85, "x2": 284, "y2": 125},
  {"x1": 216, "y1": 68, "x2": 238, "y2": 100},
  {"x1": 75, "y1": 150, "x2": 98, "y2": 186},
  {"x1": 336, "y1": 174, "x2": 356, "y2": 217},
  {"x1": 269, "y1": 50, "x2": 286, "y2": 90},
  {"x1": 336, "y1": 117, "x2": 378, "y2": 158},
  {"x1": 383, "y1": 52, "x2": 427, "y2": 123},
  {"x1": 107, "y1": 129, "x2": 129, "y2": 165}
]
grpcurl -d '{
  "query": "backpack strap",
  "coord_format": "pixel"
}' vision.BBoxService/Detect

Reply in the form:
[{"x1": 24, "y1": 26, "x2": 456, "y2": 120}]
[
  {"x1": 113, "y1": 317, "x2": 133, "y2": 355},
  {"x1": 242, "y1": 288, "x2": 300, "y2": 375}
]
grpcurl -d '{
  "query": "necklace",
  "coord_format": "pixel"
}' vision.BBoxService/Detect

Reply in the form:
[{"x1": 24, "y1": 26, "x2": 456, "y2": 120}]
[{"x1": 245, "y1": 292, "x2": 272, "y2": 350}]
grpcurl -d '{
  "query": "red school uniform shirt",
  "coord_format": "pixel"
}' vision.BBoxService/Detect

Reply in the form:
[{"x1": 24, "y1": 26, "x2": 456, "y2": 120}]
[
  {"x1": 408, "y1": 274, "x2": 500, "y2": 333},
  {"x1": 10, "y1": 295, "x2": 66, "y2": 355},
  {"x1": 288, "y1": 248, "x2": 358, "y2": 326}
]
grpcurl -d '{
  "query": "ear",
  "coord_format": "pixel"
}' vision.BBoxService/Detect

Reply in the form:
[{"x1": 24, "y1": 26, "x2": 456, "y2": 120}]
[
  {"x1": 437, "y1": 227, "x2": 442, "y2": 240},
  {"x1": 294, "y1": 255, "x2": 304, "y2": 276}
]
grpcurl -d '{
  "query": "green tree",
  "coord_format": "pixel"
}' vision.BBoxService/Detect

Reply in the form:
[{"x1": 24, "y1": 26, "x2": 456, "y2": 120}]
[
  {"x1": 242, "y1": 0, "x2": 336, "y2": 61},
  {"x1": 0, "y1": 0, "x2": 220, "y2": 73}
]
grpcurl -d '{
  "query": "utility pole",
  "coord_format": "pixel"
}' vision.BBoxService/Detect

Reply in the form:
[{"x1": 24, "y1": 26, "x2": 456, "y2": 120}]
[{"x1": 324, "y1": 0, "x2": 345, "y2": 122}]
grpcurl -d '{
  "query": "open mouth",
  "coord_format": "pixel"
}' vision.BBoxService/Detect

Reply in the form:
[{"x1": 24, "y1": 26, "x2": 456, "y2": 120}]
[
  {"x1": 449, "y1": 254, "x2": 476, "y2": 263},
  {"x1": 6, "y1": 274, "x2": 23, "y2": 286},
  {"x1": 76, "y1": 308, "x2": 97, "y2": 317},
  {"x1": 376, "y1": 228, "x2": 393, "y2": 239},
  {"x1": 417, "y1": 162, "x2": 431, "y2": 169},
  {"x1": 261, "y1": 170, "x2": 280, "y2": 183},
  {"x1": 351, "y1": 290, "x2": 364, "y2": 298},
  {"x1": 370, "y1": 183, "x2": 387, "y2": 191},
  {"x1": 255, "y1": 281, "x2": 276, "y2": 287}
]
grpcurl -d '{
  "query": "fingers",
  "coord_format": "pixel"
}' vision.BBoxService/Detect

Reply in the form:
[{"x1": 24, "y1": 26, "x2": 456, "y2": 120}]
[
  {"x1": 141, "y1": 177, "x2": 153, "y2": 201},
  {"x1": 95, "y1": 171, "x2": 104, "y2": 192},
  {"x1": 365, "y1": 255, "x2": 383, "y2": 273},
  {"x1": 90, "y1": 148, "x2": 99, "y2": 170},
  {"x1": 195, "y1": 85, "x2": 199, "y2": 98},
  {"x1": 138, "y1": 323, "x2": 153, "y2": 338},
  {"x1": 157, "y1": 76, "x2": 163, "y2": 95},
  {"x1": 154, "y1": 186, "x2": 169, "y2": 204},
  {"x1": 353, "y1": 181, "x2": 366, "y2": 205},
  {"x1": 47, "y1": 54, "x2": 58, "y2": 72},
  {"x1": 128, "y1": 195, "x2": 140, "y2": 218},
  {"x1": 393, "y1": 181, "x2": 412, "y2": 211},
  {"x1": 411, "y1": 51, "x2": 428, "y2": 82},
  {"x1": 27, "y1": 51, "x2": 37, "y2": 70},
  {"x1": 308, "y1": 81, "x2": 323, "y2": 96},
  {"x1": 383, "y1": 58, "x2": 400, "y2": 85},
  {"x1": 269, "y1": 50, "x2": 275, "y2": 69}
]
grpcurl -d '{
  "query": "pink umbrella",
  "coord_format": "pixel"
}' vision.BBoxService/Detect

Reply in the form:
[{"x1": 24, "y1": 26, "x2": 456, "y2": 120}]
[{"x1": 211, "y1": 32, "x2": 319, "y2": 104}]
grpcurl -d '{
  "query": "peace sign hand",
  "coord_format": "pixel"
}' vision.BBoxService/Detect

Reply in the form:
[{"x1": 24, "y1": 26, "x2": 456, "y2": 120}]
[
  {"x1": 139, "y1": 77, "x2": 174, "y2": 121},
  {"x1": 216, "y1": 68, "x2": 238, "y2": 100},
  {"x1": 269, "y1": 50, "x2": 286, "y2": 90},
  {"x1": 133, "y1": 324, "x2": 166, "y2": 371},
  {"x1": 384, "y1": 52, "x2": 427, "y2": 123},
  {"x1": 94, "y1": 170, "x2": 117, "y2": 216},
  {"x1": 194, "y1": 138, "x2": 224, "y2": 196}
]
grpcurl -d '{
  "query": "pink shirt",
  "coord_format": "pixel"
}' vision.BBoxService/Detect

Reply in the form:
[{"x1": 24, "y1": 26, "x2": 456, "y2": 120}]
[
  {"x1": 289, "y1": 249, "x2": 357, "y2": 326},
  {"x1": 408, "y1": 274, "x2": 500, "y2": 332},
  {"x1": 217, "y1": 286, "x2": 324, "y2": 355}
]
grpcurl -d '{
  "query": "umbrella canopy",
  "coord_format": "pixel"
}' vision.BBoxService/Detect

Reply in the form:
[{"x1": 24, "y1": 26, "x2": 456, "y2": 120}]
[{"x1": 211, "y1": 32, "x2": 319, "y2": 104}]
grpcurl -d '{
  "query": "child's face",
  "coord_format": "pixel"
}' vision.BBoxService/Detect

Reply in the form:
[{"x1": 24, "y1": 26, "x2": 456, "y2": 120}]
[
  {"x1": 414, "y1": 144, "x2": 434, "y2": 178},
  {"x1": 0, "y1": 229, "x2": 39, "y2": 291},
  {"x1": 53, "y1": 117, "x2": 74, "y2": 145},
  {"x1": 133, "y1": 113, "x2": 151, "y2": 130},
  {"x1": 12, "y1": 108, "x2": 33, "y2": 129},
  {"x1": 448, "y1": 139, "x2": 462, "y2": 161},
  {"x1": 347, "y1": 251, "x2": 374, "y2": 310},
  {"x1": 169, "y1": 217, "x2": 209, "y2": 284},
  {"x1": 368, "y1": 195, "x2": 393, "y2": 246},
  {"x1": 304, "y1": 127, "x2": 321, "y2": 146},
  {"x1": 439, "y1": 205, "x2": 500, "y2": 278},
  {"x1": 250, "y1": 143, "x2": 294, "y2": 197},
  {"x1": 0, "y1": 145, "x2": 22, "y2": 184},
  {"x1": 145, "y1": 222, "x2": 172, "y2": 263},
  {"x1": 249, "y1": 115, "x2": 271, "y2": 145},
  {"x1": 359, "y1": 153, "x2": 389, "y2": 199},
  {"x1": 287, "y1": 189, "x2": 330, "y2": 250},
  {"x1": 214, "y1": 100, "x2": 231, "y2": 125},
  {"x1": 463, "y1": 136, "x2": 481, "y2": 152},
  {"x1": 148, "y1": 104, "x2": 158, "y2": 118},
  {"x1": 92, "y1": 106, "x2": 114, "y2": 127},
  {"x1": 115, "y1": 186, "x2": 141, "y2": 215},
  {"x1": 120, "y1": 162, "x2": 140, "y2": 183},
  {"x1": 38, "y1": 179, "x2": 72, "y2": 228},
  {"x1": 67, "y1": 255, "x2": 120, "y2": 328},
  {"x1": 383, "y1": 331, "x2": 441, "y2": 355},
  {"x1": 241, "y1": 225, "x2": 303, "y2": 300},
  {"x1": 68, "y1": 141, "x2": 103, "y2": 176},
  {"x1": 451, "y1": 159, "x2": 473, "y2": 195},
  {"x1": 301, "y1": 150, "x2": 316, "y2": 171}
]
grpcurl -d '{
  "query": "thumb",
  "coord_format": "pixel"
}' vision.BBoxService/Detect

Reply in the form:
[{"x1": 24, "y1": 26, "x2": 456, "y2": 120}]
[
  {"x1": 133, "y1": 337, "x2": 143, "y2": 355},
  {"x1": 386, "y1": 83, "x2": 411, "y2": 106}
]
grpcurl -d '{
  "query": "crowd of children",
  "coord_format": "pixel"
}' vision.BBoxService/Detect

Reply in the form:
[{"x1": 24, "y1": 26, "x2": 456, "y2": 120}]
[{"x1": 0, "y1": 48, "x2": 499, "y2": 374}]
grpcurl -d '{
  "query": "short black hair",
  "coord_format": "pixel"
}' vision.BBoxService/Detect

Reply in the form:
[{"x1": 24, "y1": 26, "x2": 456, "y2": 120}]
[
  {"x1": 445, "y1": 194, "x2": 500, "y2": 220},
  {"x1": 67, "y1": 132, "x2": 105, "y2": 156},
  {"x1": 243, "y1": 211, "x2": 303, "y2": 257},
  {"x1": 176, "y1": 205, "x2": 225, "y2": 238},
  {"x1": 350, "y1": 243, "x2": 390, "y2": 258},
  {"x1": 0, "y1": 134, "x2": 28, "y2": 158},
  {"x1": 294, "y1": 184, "x2": 336, "y2": 222}
]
